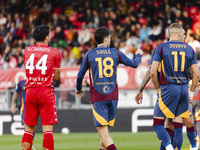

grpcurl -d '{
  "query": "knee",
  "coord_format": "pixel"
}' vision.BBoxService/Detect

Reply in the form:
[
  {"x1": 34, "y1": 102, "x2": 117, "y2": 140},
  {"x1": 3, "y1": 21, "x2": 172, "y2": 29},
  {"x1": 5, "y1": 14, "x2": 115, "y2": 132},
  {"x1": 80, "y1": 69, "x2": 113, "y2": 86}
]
[{"x1": 184, "y1": 119, "x2": 194, "y2": 128}]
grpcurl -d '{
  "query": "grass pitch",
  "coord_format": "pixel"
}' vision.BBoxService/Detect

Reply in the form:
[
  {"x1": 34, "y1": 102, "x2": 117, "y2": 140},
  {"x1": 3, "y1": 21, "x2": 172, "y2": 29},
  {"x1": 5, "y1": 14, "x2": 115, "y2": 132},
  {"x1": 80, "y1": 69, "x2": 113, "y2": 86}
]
[{"x1": 0, "y1": 132, "x2": 191, "y2": 150}]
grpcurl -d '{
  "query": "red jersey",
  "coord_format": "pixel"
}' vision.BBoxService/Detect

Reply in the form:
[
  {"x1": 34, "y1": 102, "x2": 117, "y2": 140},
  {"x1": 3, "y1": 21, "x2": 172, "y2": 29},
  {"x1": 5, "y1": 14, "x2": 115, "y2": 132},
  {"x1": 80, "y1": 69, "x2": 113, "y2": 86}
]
[{"x1": 24, "y1": 43, "x2": 61, "y2": 89}]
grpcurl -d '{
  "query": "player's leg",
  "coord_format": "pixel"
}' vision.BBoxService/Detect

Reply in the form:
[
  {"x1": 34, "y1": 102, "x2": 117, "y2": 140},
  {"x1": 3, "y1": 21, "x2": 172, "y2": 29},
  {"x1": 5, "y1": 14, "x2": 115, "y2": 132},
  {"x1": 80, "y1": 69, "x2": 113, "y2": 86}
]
[
  {"x1": 100, "y1": 138, "x2": 106, "y2": 150},
  {"x1": 22, "y1": 125, "x2": 36, "y2": 150},
  {"x1": 159, "y1": 118, "x2": 174, "y2": 150},
  {"x1": 97, "y1": 125, "x2": 116, "y2": 149},
  {"x1": 39, "y1": 87, "x2": 58, "y2": 150},
  {"x1": 172, "y1": 117, "x2": 184, "y2": 150},
  {"x1": 173, "y1": 84, "x2": 190, "y2": 150},
  {"x1": 153, "y1": 85, "x2": 181, "y2": 150},
  {"x1": 184, "y1": 104, "x2": 197, "y2": 150},
  {"x1": 22, "y1": 88, "x2": 39, "y2": 150},
  {"x1": 42, "y1": 125, "x2": 54, "y2": 150},
  {"x1": 153, "y1": 117, "x2": 174, "y2": 150},
  {"x1": 91, "y1": 100, "x2": 117, "y2": 150}
]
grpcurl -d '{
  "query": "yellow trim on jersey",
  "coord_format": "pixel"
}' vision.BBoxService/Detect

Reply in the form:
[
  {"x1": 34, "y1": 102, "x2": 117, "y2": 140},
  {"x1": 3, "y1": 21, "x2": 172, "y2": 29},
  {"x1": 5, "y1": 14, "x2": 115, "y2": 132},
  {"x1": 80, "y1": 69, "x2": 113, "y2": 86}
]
[
  {"x1": 158, "y1": 63, "x2": 161, "y2": 72},
  {"x1": 158, "y1": 89, "x2": 175, "y2": 118},
  {"x1": 108, "y1": 118, "x2": 116, "y2": 126},
  {"x1": 177, "y1": 110, "x2": 189, "y2": 118},
  {"x1": 90, "y1": 68, "x2": 94, "y2": 86},
  {"x1": 161, "y1": 60, "x2": 165, "y2": 77},
  {"x1": 20, "y1": 98, "x2": 24, "y2": 115},
  {"x1": 91, "y1": 104, "x2": 108, "y2": 125}
]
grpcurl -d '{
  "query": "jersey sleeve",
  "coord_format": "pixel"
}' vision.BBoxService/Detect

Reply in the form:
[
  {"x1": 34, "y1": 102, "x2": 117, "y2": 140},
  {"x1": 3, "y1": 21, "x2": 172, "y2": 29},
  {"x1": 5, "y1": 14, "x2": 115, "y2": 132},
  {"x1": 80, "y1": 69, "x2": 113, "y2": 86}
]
[
  {"x1": 117, "y1": 50, "x2": 141, "y2": 68},
  {"x1": 148, "y1": 50, "x2": 155, "y2": 65},
  {"x1": 153, "y1": 45, "x2": 162, "y2": 62},
  {"x1": 15, "y1": 82, "x2": 21, "y2": 93},
  {"x1": 54, "y1": 49, "x2": 61, "y2": 68},
  {"x1": 76, "y1": 52, "x2": 89, "y2": 90},
  {"x1": 190, "y1": 48, "x2": 198, "y2": 66}
]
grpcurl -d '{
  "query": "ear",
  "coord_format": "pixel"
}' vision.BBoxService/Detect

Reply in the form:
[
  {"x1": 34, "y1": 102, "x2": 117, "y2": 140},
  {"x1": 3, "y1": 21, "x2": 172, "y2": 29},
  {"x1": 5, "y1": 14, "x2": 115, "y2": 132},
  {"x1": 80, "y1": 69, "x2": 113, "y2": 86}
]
[{"x1": 104, "y1": 37, "x2": 108, "y2": 43}]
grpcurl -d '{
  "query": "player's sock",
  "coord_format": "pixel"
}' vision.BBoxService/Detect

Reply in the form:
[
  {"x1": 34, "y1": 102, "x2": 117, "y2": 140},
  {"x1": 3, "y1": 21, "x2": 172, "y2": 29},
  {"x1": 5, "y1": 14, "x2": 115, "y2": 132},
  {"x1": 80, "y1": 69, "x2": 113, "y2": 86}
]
[
  {"x1": 165, "y1": 144, "x2": 174, "y2": 150},
  {"x1": 187, "y1": 127, "x2": 197, "y2": 148},
  {"x1": 106, "y1": 144, "x2": 117, "y2": 150},
  {"x1": 43, "y1": 131, "x2": 54, "y2": 150},
  {"x1": 160, "y1": 128, "x2": 174, "y2": 150},
  {"x1": 22, "y1": 131, "x2": 33, "y2": 150},
  {"x1": 172, "y1": 122, "x2": 183, "y2": 150},
  {"x1": 153, "y1": 118, "x2": 172, "y2": 149}
]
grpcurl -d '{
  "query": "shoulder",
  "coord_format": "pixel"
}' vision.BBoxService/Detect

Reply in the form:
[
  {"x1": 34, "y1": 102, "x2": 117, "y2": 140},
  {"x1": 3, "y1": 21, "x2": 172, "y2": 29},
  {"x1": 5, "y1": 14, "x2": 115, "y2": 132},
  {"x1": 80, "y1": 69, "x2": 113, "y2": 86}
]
[{"x1": 18, "y1": 80, "x2": 24, "y2": 86}]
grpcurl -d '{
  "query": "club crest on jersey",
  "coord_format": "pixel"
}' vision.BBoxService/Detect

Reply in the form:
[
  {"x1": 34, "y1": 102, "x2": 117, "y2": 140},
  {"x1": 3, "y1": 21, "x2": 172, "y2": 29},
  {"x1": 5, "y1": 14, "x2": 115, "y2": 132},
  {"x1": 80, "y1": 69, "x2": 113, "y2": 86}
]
[{"x1": 103, "y1": 86, "x2": 109, "y2": 93}]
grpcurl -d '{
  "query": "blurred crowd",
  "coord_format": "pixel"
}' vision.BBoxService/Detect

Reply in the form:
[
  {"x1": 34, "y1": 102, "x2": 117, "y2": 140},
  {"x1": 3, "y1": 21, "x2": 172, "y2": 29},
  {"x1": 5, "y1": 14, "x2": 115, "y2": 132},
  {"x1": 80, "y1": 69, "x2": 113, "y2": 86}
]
[{"x1": 0, "y1": 0, "x2": 200, "y2": 70}]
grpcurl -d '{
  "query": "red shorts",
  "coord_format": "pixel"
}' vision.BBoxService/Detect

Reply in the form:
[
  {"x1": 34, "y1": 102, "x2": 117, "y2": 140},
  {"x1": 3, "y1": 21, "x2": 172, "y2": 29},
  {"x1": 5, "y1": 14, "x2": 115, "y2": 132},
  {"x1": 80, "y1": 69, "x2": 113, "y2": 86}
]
[{"x1": 24, "y1": 87, "x2": 58, "y2": 126}]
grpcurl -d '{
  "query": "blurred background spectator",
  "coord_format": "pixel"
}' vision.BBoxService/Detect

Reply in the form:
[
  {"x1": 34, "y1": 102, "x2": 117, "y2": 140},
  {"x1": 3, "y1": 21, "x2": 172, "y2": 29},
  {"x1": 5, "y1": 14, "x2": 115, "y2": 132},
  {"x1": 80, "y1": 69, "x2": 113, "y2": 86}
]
[{"x1": 0, "y1": 0, "x2": 200, "y2": 72}]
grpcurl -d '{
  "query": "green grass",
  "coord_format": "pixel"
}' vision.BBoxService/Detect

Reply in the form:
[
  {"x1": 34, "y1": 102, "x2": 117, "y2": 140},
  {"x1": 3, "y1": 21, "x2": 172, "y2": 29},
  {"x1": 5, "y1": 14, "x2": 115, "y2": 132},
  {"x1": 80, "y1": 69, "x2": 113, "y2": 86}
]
[{"x1": 0, "y1": 132, "x2": 191, "y2": 150}]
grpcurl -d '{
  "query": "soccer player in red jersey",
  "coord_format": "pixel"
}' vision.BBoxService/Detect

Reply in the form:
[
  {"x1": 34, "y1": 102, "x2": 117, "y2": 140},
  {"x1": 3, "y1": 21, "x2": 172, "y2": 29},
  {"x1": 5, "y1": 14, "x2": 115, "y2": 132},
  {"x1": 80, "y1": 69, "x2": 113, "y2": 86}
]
[{"x1": 22, "y1": 25, "x2": 61, "y2": 150}]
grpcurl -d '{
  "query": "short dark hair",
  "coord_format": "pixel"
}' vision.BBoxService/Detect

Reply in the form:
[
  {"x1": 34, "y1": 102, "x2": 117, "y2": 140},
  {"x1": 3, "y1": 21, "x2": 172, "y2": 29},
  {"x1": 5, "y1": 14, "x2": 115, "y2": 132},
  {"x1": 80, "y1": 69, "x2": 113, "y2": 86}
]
[
  {"x1": 94, "y1": 27, "x2": 110, "y2": 44},
  {"x1": 33, "y1": 25, "x2": 50, "y2": 42}
]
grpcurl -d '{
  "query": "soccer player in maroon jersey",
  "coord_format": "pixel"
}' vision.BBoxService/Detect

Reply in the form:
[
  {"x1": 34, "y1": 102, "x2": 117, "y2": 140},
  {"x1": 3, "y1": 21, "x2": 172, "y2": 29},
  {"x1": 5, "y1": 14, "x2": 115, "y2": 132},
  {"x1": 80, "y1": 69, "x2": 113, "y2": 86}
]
[{"x1": 22, "y1": 25, "x2": 61, "y2": 150}]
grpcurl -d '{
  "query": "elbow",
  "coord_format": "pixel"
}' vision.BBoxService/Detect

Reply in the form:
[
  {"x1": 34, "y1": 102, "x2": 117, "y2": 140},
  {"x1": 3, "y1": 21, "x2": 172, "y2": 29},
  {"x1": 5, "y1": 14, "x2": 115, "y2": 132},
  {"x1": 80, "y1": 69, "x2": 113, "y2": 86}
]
[
  {"x1": 193, "y1": 73, "x2": 199, "y2": 80},
  {"x1": 150, "y1": 71, "x2": 155, "y2": 77}
]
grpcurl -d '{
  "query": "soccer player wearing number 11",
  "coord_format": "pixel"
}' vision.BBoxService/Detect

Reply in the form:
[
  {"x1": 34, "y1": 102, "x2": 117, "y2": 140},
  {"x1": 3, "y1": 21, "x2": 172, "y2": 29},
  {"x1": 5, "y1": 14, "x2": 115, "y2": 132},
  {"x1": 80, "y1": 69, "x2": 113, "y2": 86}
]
[
  {"x1": 22, "y1": 25, "x2": 61, "y2": 150},
  {"x1": 76, "y1": 27, "x2": 143, "y2": 150},
  {"x1": 151, "y1": 23, "x2": 199, "y2": 150}
]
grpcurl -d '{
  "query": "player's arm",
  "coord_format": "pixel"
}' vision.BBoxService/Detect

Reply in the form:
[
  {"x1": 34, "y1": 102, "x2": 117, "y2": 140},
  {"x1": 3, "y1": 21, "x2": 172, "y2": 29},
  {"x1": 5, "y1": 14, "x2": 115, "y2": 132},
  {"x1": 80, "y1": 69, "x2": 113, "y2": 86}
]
[
  {"x1": 11, "y1": 91, "x2": 18, "y2": 114},
  {"x1": 135, "y1": 65, "x2": 152, "y2": 104},
  {"x1": 54, "y1": 69, "x2": 60, "y2": 81},
  {"x1": 76, "y1": 53, "x2": 89, "y2": 98},
  {"x1": 118, "y1": 44, "x2": 143, "y2": 68},
  {"x1": 54, "y1": 49, "x2": 61, "y2": 81},
  {"x1": 151, "y1": 61, "x2": 160, "y2": 95},
  {"x1": 189, "y1": 64, "x2": 199, "y2": 100}
]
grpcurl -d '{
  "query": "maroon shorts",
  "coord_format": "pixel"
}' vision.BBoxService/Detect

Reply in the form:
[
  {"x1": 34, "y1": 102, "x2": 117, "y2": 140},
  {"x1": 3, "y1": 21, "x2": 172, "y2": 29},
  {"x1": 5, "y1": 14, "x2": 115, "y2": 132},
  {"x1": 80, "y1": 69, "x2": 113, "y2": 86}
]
[{"x1": 24, "y1": 87, "x2": 58, "y2": 126}]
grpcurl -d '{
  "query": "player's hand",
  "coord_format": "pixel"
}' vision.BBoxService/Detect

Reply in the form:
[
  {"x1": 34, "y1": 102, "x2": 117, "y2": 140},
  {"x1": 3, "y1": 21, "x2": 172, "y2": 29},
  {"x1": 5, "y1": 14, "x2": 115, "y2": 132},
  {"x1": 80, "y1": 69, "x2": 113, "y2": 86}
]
[
  {"x1": 156, "y1": 88, "x2": 160, "y2": 96},
  {"x1": 11, "y1": 104, "x2": 16, "y2": 114},
  {"x1": 135, "y1": 44, "x2": 143, "y2": 55},
  {"x1": 189, "y1": 91, "x2": 194, "y2": 101},
  {"x1": 76, "y1": 89, "x2": 84, "y2": 99},
  {"x1": 135, "y1": 91, "x2": 143, "y2": 104}
]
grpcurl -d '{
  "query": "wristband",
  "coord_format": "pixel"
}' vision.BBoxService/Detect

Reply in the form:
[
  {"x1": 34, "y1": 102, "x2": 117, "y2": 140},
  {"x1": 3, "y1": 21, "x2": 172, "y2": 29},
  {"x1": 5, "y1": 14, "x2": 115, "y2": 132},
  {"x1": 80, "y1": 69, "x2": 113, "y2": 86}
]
[{"x1": 189, "y1": 91, "x2": 194, "y2": 100}]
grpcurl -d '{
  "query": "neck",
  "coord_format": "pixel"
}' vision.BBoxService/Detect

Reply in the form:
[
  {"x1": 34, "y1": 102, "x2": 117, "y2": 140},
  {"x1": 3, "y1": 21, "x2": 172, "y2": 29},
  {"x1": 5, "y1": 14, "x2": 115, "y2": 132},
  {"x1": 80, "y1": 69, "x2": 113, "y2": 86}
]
[
  {"x1": 37, "y1": 41, "x2": 47, "y2": 45},
  {"x1": 169, "y1": 37, "x2": 180, "y2": 41},
  {"x1": 98, "y1": 43, "x2": 107, "y2": 47}
]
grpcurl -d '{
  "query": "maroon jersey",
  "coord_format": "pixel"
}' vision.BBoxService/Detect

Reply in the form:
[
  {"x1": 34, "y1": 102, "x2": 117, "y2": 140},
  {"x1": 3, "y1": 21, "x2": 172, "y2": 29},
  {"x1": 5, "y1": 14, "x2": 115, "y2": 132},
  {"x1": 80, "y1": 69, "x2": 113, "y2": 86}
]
[{"x1": 24, "y1": 43, "x2": 61, "y2": 89}]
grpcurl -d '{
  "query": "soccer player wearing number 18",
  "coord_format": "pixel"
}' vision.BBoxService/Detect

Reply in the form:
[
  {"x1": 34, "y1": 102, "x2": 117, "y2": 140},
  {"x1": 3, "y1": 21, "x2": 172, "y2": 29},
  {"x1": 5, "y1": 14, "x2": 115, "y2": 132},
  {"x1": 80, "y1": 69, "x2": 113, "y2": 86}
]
[
  {"x1": 76, "y1": 27, "x2": 143, "y2": 150},
  {"x1": 22, "y1": 25, "x2": 61, "y2": 150}
]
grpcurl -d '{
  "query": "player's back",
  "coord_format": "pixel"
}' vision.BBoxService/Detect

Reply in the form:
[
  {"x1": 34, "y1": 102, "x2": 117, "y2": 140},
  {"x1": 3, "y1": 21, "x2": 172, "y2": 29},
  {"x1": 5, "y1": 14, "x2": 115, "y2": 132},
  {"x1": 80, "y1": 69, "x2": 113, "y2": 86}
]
[
  {"x1": 87, "y1": 46, "x2": 119, "y2": 95},
  {"x1": 156, "y1": 41, "x2": 196, "y2": 84},
  {"x1": 24, "y1": 43, "x2": 60, "y2": 89}
]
